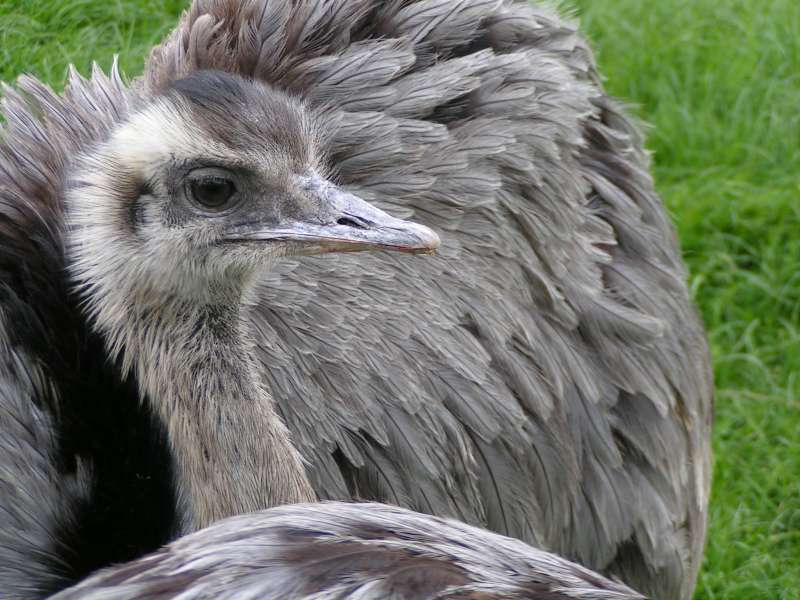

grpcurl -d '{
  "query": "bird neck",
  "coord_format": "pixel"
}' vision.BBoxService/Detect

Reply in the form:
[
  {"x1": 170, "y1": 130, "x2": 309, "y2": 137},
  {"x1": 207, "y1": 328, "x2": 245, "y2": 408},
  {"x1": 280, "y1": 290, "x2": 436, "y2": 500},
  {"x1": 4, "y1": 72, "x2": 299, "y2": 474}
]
[{"x1": 115, "y1": 293, "x2": 316, "y2": 533}]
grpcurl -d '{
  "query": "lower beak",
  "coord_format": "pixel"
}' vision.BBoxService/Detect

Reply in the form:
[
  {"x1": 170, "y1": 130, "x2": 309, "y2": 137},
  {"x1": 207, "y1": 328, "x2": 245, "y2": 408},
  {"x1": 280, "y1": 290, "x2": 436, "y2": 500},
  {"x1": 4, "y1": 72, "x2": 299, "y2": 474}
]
[{"x1": 227, "y1": 180, "x2": 440, "y2": 256}]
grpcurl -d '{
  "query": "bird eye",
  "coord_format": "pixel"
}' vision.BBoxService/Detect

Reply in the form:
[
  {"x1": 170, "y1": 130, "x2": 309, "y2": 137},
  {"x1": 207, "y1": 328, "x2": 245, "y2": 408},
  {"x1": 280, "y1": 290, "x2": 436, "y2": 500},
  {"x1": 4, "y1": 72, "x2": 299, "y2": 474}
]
[{"x1": 189, "y1": 176, "x2": 237, "y2": 211}]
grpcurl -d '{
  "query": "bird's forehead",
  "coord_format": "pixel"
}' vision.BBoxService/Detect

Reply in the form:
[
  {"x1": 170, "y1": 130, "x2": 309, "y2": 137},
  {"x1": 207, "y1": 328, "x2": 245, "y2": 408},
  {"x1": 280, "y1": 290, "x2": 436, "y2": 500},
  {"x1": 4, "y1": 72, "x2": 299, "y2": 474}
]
[
  {"x1": 109, "y1": 100, "x2": 233, "y2": 170},
  {"x1": 168, "y1": 71, "x2": 318, "y2": 167},
  {"x1": 108, "y1": 81, "x2": 316, "y2": 174}
]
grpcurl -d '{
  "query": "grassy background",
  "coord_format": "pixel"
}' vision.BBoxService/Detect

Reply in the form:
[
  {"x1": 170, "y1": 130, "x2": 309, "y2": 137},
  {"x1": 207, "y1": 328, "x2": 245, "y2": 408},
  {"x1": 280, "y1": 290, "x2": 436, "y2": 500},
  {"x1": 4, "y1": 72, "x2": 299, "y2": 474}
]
[{"x1": 1, "y1": 0, "x2": 798, "y2": 597}]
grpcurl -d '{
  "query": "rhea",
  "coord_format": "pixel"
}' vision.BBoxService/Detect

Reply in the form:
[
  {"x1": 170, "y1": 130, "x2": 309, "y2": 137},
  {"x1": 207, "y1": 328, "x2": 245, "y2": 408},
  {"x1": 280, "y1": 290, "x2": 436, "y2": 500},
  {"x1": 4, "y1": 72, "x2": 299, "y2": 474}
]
[
  {"x1": 0, "y1": 66, "x2": 644, "y2": 600},
  {"x1": 142, "y1": 2, "x2": 713, "y2": 598},
  {"x1": 53, "y1": 503, "x2": 646, "y2": 600},
  {"x1": 1, "y1": 0, "x2": 713, "y2": 599}
]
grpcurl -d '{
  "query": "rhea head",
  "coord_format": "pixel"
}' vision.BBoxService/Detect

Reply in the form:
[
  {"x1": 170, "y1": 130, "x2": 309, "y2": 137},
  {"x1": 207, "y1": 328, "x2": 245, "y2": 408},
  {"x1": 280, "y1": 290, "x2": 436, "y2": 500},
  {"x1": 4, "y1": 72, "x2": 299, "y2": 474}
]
[
  {"x1": 66, "y1": 70, "x2": 439, "y2": 335},
  {"x1": 62, "y1": 70, "x2": 440, "y2": 526}
]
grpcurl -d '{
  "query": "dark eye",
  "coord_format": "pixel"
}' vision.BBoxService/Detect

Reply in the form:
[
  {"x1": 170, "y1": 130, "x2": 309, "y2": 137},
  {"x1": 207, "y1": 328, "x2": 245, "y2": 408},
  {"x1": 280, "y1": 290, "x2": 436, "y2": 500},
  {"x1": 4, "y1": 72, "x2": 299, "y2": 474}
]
[{"x1": 189, "y1": 176, "x2": 237, "y2": 210}]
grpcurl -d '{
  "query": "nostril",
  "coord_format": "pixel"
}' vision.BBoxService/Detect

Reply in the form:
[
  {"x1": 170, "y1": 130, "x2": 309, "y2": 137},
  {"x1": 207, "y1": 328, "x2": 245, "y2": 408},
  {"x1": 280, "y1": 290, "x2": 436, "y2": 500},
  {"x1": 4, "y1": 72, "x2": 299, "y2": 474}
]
[{"x1": 337, "y1": 217, "x2": 368, "y2": 229}]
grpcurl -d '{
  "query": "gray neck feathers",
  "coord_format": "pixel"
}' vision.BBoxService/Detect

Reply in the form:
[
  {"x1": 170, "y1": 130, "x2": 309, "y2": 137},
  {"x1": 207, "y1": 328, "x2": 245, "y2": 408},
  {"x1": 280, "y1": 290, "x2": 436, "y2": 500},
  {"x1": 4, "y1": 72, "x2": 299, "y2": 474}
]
[{"x1": 90, "y1": 276, "x2": 316, "y2": 532}]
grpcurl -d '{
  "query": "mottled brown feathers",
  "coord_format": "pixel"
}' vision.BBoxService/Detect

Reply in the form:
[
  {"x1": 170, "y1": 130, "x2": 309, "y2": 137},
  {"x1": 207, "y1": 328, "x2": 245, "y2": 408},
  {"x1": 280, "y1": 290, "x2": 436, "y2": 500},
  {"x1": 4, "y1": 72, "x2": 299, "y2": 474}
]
[{"x1": 54, "y1": 502, "x2": 646, "y2": 600}]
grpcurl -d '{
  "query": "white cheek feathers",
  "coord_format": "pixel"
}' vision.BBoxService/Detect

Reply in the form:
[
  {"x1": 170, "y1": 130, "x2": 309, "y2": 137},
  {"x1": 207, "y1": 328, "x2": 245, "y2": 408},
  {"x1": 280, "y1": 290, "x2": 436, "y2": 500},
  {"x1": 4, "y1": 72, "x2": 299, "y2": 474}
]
[{"x1": 64, "y1": 102, "x2": 236, "y2": 355}]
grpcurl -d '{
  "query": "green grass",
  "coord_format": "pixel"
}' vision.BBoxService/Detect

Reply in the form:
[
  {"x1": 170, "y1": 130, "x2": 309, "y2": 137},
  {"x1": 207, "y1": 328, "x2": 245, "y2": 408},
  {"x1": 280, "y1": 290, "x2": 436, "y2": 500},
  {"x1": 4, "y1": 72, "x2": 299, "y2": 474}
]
[
  {"x1": 1, "y1": 0, "x2": 798, "y2": 597},
  {"x1": 0, "y1": 0, "x2": 184, "y2": 83}
]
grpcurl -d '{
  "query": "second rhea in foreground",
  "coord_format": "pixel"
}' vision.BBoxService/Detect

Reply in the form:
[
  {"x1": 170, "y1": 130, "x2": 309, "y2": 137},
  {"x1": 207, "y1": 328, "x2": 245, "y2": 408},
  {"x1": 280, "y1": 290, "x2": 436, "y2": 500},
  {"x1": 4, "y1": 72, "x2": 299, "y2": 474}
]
[{"x1": 54, "y1": 503, "x2": 645, "y2": 600}]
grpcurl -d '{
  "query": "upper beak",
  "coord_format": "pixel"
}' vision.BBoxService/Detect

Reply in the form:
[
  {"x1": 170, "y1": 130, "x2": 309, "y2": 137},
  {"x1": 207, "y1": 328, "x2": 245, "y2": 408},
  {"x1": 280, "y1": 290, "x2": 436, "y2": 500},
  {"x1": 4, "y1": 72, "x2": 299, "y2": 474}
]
[{"x1": 227, "y1": 177, "x2": 440, "y2": 256}]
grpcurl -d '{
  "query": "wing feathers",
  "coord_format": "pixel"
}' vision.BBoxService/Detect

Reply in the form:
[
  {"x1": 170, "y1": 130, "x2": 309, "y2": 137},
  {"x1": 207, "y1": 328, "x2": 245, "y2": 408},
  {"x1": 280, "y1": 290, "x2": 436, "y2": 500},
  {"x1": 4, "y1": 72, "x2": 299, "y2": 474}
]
[{"x1": 144, "y1": 3, "x2": 712, "y2": 599}]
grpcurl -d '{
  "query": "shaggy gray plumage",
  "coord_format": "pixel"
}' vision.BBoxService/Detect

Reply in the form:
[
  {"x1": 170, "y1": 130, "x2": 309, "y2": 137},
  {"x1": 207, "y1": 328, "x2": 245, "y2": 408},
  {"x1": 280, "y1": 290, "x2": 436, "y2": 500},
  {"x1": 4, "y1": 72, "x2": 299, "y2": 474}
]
[
  {"x1": 53, "y1": 502, "x2": 646, "y2": 600},
  {"x1": 144, "y1": 2, "x2": 713, "y2": 598},
  {"x1": 0, "y1": 1, "x2": 712, "y2": 599}
]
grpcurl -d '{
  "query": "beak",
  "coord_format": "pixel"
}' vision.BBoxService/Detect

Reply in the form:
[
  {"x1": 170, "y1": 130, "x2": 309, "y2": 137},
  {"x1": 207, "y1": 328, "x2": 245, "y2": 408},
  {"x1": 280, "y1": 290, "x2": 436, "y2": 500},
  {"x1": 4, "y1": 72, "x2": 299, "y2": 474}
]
[{"x1": 227, "y1": 177, "x2": 440, "y2": 256}]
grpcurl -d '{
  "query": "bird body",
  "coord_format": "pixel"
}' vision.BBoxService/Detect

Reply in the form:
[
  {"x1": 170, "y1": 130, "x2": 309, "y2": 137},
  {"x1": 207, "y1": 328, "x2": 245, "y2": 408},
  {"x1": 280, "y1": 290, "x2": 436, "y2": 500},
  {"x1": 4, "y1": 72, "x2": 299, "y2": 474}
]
[
  {"x1": 145, "y1": 2, "x2": 713, "y2": 597},
  {"x1": 53, "y1": 502, "x2": 646, "y2": 600},
  {"x1": 0, "y1": 1, "x2": 712, "y2": 599}
]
